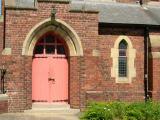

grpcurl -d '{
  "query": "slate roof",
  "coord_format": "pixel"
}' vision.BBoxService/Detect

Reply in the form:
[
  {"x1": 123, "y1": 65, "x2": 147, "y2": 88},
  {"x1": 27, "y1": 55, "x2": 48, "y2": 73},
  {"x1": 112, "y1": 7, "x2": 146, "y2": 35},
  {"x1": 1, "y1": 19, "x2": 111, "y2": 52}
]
[{"x1": 70, "y1": 0, "x2": 160, "y2": 26}]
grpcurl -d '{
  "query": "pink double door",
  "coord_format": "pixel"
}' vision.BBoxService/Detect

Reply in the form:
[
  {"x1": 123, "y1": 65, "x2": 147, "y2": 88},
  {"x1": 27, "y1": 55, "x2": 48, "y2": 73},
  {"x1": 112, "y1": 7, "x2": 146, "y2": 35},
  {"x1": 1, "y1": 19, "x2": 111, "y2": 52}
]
[{"x1": 32, "y1": 56, "x2": 68, "y2": 103}]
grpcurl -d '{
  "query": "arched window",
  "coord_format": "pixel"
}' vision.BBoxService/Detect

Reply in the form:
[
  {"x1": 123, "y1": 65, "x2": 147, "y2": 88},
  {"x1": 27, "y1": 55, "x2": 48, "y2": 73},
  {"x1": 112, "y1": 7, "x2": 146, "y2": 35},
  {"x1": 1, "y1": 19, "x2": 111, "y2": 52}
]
[
  {"x1": 111, "y1": 36, "x2": 136, "y2": 83},
  {"x1": 34, "y1": 33, "x2": 67, "y2": 57},
  {"x1": 118, "y1": 40, "x2": 128, "y2": 77}
]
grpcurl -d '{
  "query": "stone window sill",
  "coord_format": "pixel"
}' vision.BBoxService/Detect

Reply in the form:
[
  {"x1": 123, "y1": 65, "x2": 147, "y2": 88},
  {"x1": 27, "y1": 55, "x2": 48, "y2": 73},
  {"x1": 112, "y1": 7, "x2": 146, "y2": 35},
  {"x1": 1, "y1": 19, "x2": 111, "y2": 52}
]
[
  {"x1": 0, "y1": 94, "x2": 8, "y2": 101},
  {"x1": 116, "y1": 77, "x2": 131, "y2": 83}
]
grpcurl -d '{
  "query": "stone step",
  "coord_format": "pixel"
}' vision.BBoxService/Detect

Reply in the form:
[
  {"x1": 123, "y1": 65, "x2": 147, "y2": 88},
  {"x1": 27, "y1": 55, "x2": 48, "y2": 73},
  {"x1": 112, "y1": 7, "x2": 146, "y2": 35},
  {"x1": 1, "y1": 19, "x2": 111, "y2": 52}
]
[
  {"x1": 32, "y1": 102, "x2": 70, "y2": 110},
  {"x1": 24, "y1": 103, "x2": 80, "y2": 115},
  {"x1": 24, "y1": 109, "x2": 80, "y2": 115}
]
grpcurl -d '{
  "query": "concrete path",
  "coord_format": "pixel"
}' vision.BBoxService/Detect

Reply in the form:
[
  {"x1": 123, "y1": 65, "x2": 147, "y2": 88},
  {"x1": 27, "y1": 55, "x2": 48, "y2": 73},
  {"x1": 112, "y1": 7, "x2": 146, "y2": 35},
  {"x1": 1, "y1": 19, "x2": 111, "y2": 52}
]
[{"x1": 0, "y1": 112, "x2": 80, "y2": 120}]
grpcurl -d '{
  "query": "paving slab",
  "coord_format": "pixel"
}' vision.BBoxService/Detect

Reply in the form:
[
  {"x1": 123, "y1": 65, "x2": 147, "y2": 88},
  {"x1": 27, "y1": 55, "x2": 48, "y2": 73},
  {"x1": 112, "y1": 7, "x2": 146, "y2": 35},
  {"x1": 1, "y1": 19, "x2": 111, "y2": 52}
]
[{"x1": 0, "y1": 113, "x2": 80, "y2": 120}]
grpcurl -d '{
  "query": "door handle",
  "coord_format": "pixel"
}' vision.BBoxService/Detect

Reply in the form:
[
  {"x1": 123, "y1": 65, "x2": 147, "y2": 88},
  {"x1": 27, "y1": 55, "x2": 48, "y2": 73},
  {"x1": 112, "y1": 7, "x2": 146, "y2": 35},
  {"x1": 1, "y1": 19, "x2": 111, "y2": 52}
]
[{"x1": 48, "y1": 78, "x2": 55, "y2": 82}]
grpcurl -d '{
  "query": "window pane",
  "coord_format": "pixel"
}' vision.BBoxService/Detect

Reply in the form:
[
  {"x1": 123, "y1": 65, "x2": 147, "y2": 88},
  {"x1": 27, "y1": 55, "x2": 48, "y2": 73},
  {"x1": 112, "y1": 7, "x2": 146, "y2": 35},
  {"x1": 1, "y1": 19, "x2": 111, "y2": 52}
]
[
  {"x1": 119, "y1": 50, "x2": 126, "y2": 56},
  {"x1": 45, "y1": 35, "x2": 55, "y2": 43},
  {"x1": 38, "y1": 38, "x2": 44, "y2": 44},
  {"x1": 57, "y1": 38, "x2": 62, "y2": 44},
  {"x1": 57, "y1": 45, "x2": 65, "y2": 55},
  {"x1": 46, "y1": 45, "x2": 55, "y2": 54},
  {"x1": 34, "y1": 45, "x2": 44, "y2": 54},
  {"x1": 119, "y1": 40, "x2": 127, "y2": 49},
  {"x1": 119, "y1": 57, "x2": 127, "y2": 77}
]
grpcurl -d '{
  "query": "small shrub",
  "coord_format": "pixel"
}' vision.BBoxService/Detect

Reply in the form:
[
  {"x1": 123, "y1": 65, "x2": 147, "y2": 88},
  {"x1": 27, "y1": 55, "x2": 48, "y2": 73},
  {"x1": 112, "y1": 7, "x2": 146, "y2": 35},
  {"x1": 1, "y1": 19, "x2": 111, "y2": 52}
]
[
  {"x1": 123, "y1": 102, "x2": 146, "y2": 120},
  {"x1": 80, "y1": 101, "x2": 160, "y2": 120},
  {"x1": 80, "y1": 102, "x2": 114, "y2": 120}
]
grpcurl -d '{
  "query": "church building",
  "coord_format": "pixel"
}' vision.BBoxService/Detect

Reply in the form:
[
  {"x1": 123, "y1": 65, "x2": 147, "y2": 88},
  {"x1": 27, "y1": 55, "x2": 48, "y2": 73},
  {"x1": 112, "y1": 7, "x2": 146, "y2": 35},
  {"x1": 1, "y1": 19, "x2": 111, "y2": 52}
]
[{"x1": 0, "y1": 0, "x2": 160, "y2": 113}]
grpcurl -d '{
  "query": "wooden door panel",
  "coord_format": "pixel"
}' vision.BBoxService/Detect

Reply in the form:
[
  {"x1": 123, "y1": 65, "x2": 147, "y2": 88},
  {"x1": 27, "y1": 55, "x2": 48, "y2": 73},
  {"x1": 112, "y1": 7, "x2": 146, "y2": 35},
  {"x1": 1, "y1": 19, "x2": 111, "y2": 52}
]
[
  {"x1": 49, "y1": 57, "x2": 68, "y2": 102},
  {"x1": 32, "y1": 57, "x2": 68, "y2": 103},
  {"x1": 32, "y1": 57, "x2": 49, "y2": 102}
]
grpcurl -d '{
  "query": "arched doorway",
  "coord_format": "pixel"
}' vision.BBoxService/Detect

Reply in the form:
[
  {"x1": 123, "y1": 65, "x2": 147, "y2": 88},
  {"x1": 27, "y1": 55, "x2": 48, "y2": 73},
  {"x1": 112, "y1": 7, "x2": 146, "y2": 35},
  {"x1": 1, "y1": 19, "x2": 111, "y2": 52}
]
[
  {"x1": 32, "y1": 32, "x2": 69, "y2": 103},
  {"x1": 23, "y1": 18, "x2": 83, "y2": 108}
]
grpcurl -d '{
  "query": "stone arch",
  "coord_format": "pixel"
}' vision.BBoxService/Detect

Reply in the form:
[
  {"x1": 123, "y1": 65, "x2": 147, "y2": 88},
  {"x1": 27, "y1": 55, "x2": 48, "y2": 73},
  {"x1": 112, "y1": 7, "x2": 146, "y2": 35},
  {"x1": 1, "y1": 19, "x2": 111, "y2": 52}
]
[
  {"x1": 22, "y1": 18, "x2": 83, "y2": 56},
  {"x1": 114, "y1": 36, "x2": 133, "y2": 49}
]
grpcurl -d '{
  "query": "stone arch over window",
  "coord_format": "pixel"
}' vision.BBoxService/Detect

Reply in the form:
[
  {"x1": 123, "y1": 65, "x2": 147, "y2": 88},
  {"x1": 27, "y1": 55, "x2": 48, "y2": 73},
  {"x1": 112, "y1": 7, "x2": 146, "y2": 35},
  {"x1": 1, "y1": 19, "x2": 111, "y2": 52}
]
[
  {"x1": 111, "y1": 36, "x2": 136, "y2": 83},
  {"x1": 22, "y1": 18, "x2": 83, "y2": 56}
]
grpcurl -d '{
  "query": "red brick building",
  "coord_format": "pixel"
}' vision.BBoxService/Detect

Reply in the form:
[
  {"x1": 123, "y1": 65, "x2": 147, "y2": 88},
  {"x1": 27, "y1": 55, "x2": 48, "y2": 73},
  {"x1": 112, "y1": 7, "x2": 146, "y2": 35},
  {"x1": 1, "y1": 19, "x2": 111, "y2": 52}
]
[{"x1": 0, "y1": 0, "x2": 160, "y2": 113}]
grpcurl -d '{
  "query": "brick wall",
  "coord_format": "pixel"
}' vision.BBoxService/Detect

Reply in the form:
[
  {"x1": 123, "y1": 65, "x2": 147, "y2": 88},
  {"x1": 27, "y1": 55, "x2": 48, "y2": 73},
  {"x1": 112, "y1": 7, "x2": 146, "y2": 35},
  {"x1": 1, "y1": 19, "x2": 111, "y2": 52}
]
[
  {"x1": 0, "y1": 17, "x2": 3, "y2": 93},
  {"x1": 1, "y1": 1, "x2": 148, "y2": 112},
  {"x1": 0, "y1": 100, "x2": 8, "y2": 113},
  {"x1": 0, "y1": 95, "x2": 8, "y2": 114},
  {"x1": 81, "y1": 27, "x2": 145, "y2": 106},
  {"x1": 0, "y1": 19, "x2": 3, "y2": 53},
  {"x1": 149, "y1": 30, "x2": 160, "y2": 100},
  {"x1": 0, "y1": 55, "x2": 32, "y2": 112}
]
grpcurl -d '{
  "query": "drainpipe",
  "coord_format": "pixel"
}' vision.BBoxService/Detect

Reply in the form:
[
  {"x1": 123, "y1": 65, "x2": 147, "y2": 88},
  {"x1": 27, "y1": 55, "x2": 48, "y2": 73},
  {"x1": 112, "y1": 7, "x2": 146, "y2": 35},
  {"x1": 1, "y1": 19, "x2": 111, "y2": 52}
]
[
  {"x1": 3, "y1": 0, "x2": 5, "y2": 49},
  {"x1": 144, "y1": 26, "x2": 149, "y2": 102}
]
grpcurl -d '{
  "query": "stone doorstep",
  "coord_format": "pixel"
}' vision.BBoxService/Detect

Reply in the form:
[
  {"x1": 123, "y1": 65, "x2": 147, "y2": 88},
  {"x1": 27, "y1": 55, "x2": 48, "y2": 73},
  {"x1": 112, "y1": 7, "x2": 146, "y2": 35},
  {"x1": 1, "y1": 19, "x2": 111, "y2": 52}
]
[
  {"x1": 24, "y1": 109, "x2": 80, "y2": 115},
  {"x1": 32, "y1": 102, "x2": 70, "y2": 107},
  {"x1": 32, "y1": 102, "x2": 70, "y2": 109},
  {"x1": 25, "y1": 102, "x2": 80, "y2": 115}
]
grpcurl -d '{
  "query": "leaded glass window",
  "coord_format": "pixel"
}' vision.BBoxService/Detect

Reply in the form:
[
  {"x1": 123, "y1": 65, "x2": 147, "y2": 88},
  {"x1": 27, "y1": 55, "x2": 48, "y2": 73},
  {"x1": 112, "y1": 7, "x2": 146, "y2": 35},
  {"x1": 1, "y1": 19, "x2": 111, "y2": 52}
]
[
  {"x1": 119, "y1": 40, "x2": 128, "y2": 77},
  {"x1": 34, "y1": 34, "x2": 66, "y2": 56}
]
